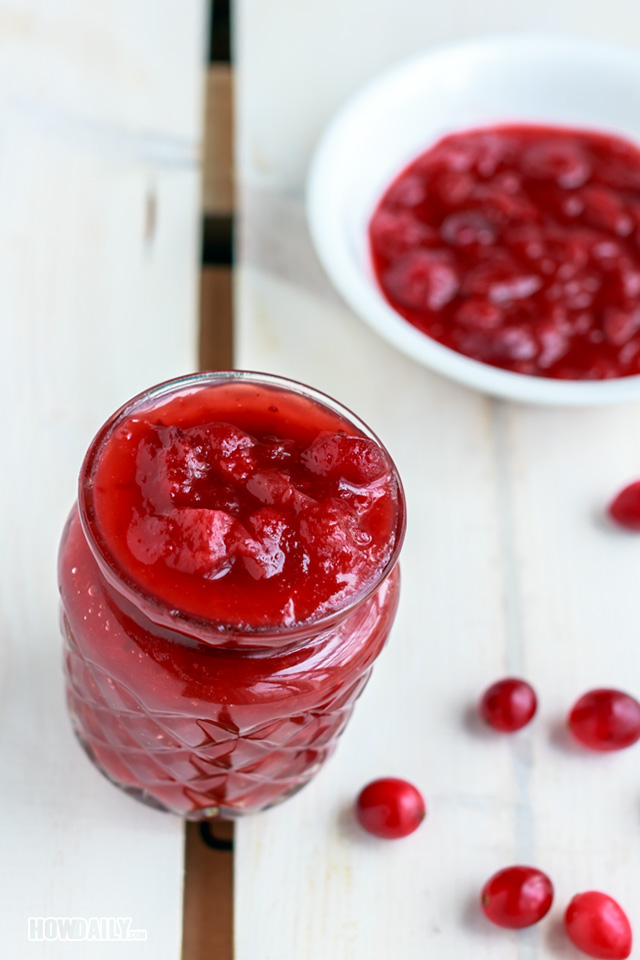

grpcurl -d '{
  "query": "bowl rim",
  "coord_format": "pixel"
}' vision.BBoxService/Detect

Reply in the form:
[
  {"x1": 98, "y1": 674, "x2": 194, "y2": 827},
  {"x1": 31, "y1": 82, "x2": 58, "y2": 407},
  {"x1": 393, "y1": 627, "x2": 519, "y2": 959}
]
[{"x1": 306, "y1": 32, "x2": 640, "y2": 406}]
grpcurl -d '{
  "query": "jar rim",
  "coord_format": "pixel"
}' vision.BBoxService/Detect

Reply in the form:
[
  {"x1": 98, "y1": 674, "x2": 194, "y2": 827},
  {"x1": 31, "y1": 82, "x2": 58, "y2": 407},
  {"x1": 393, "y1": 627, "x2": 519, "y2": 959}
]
[{"x1": 79, "y1": 370, "x2": 406, "y2": 644}]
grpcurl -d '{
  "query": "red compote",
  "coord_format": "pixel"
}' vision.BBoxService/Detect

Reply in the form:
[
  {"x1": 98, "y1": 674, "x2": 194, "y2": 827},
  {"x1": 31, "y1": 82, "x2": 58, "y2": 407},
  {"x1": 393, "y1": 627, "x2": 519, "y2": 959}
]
[
  {"x1": 59, "y1": 373, "x2": 405, "y2": 819},
  {"x1": 370, "y1": 125, "x2": 640, "y2": 379}
]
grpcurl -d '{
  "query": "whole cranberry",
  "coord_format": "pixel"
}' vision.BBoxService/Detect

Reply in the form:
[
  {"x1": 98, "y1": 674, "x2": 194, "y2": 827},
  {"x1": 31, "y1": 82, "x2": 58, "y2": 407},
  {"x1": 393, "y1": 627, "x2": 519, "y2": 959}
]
[
  {"x1": 480, "y1": 678, "x2": 538, "y2": 732},
  {"x1": 481, "y1": 866, "x2": 554, "y2": 928},
  {"x1": 565, "y1": 891, "x2": 632, "y2": 959},
  {"x1": 569, "y1": 689, "x2": 640, "y2": 751},
  {"x1": 355, "y1": 778, "x2": 426, "y2": 839},
  {"x1": 609, "y1": 481, "x2": 640, "y2": 530}
]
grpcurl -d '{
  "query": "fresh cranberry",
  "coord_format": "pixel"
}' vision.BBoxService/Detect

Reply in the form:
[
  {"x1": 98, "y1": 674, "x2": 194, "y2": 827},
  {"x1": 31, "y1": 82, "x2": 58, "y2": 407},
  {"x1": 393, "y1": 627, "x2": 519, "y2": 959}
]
[
  {"x1": 480, "y1": 679, "x2": 538, "y2": 733},
  {"x1": 481, "y1": 866, "x2": 554, "y2": 928},
  {"x1": 565, "y1": 892, "x2": 633, "y2": 959},
  {"x1": 609, "y1": 481, "x2": 640, "y2": 531},
  {"x1": 568, "y1": 689, "x2": 640, "y2": 751},
  {"x1": 355, "y1": 778, "x2": 426, "y2": 839}
]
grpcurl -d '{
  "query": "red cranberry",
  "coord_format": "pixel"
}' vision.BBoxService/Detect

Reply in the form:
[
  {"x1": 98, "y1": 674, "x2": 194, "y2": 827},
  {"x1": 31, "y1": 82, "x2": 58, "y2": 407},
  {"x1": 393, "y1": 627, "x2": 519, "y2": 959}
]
[
  {"x1": 383, "y1": 250, "x2": 459, "y2": 311},
  {"x1": 565, "y1": 892, "x2": 632, "y2": 959},
  {"x1": 369, "y1": 210, "x2": 436, "y2": 260},
  {"x1": 434, "y1": 170, "x2": 474, "y2": 206},
  {"x1": 480, "y1": 679, "x2": 538, "y2": 733},
  {"x1": 522, "y1": 139, "x2": 591, "y2": 188},
  {"x1": 455, "y1": 299, "x2": 503, "y2": 331},
  {"x1": 440, "y1": 210, "x2": 497, "y2": 247},
  {"x1": 490, "y1": 326, "x2": 538, "y2": 362},
  {"x1": 537, "y1": 321, "x2": 569, "y2": 369},
  {"x1": 301, "y1": 433, "x2": 387, "y2": 484},
  {"x1": 476, "y1": 181, "x2": 530, "y2": 217},
  {"x1": 603, "y1": 308, "x2": 640, "y2": 346},
  {"x1": 582, "y1": 186, "x2": 634, "y2": 237},
  {"x1": 568, "y1": 689, "x2": 640, "y2": 751},
  {"x1": 385, "y1": 174, "x2": 426, "y2": 209},
  {"x1": 355, "y1": 778, "x2": 426, "y2": 839},
  {"x1": 462, "y1": 256, "x2": 536, "y2": 301},
  {"x1": 481, "y1": 866, "x2": 554, "y2": 928},
  {"x1": 609, "y1": 481, "x2": 640, "y2": 531}
]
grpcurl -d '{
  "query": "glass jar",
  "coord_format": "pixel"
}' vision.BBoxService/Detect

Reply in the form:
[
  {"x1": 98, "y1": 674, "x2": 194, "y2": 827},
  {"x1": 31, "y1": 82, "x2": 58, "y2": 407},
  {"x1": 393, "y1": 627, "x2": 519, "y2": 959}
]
[{"x1": 59, "y1": 372, "x2": 405, "y2": 819}]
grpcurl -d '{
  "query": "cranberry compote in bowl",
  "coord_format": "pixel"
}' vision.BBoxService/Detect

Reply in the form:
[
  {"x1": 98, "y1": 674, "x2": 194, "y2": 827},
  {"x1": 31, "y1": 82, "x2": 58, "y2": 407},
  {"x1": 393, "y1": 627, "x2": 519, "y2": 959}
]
[
  {"x1": 59, "y1": 372, "x2": 405, "y2": 819},
  {"x1": 307, "y1": 36, "x2": 640, "y2": 404}
]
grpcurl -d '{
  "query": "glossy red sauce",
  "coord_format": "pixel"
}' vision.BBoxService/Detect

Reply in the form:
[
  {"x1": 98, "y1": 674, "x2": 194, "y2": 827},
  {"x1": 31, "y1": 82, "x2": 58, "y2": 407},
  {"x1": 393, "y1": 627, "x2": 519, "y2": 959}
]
[
  {"x1": 89, "y1": 380, "x2": 399, "y2": 629},
  {"x1": 370, "y1": 125, "x2": 640, "y2": 379}
]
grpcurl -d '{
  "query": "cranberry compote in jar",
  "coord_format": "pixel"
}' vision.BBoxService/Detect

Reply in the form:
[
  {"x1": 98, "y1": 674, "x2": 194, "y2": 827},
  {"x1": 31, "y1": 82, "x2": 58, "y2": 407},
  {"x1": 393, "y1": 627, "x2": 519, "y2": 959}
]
[{"x1": 59, "y1": 372, "x2": 405, "y2": 819}]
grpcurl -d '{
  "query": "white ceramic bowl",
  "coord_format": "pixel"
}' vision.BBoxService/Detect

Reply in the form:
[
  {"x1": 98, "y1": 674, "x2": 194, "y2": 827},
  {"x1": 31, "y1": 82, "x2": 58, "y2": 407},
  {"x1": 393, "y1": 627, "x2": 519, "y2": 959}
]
[{"x1": 307, "y1": 35, "x2": 640, "y2": 405}]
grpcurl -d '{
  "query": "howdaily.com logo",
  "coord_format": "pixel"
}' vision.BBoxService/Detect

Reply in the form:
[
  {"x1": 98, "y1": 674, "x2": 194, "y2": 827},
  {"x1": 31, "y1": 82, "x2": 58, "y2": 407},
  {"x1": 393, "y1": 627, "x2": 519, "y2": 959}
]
[{"x1": 28, "y1": 917, "x2": 147, "y2": 941}]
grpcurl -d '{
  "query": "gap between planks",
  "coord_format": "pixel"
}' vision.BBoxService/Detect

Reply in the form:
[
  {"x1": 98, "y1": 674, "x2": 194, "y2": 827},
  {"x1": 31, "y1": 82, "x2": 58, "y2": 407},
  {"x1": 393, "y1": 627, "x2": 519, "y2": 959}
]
[
  {"x1": 203, "y1": 64, "x2": 235, "y2": 218},
  {"x1": 181, "y1": 46, "x2": 236, "y2": 960}
]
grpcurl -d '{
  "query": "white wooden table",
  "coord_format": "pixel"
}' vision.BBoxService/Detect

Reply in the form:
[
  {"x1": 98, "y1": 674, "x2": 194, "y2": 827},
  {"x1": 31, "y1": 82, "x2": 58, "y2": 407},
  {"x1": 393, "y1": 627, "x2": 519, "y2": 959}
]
[
  {"x1": 3, "y1": 2, "x2": 640, "y2": 957},
  {"x1": 0, "y1": 2, "x2": 206, "y2": 956},
  {"x1": 235, "y1": 3, "x2": 640, "y2": 958}
]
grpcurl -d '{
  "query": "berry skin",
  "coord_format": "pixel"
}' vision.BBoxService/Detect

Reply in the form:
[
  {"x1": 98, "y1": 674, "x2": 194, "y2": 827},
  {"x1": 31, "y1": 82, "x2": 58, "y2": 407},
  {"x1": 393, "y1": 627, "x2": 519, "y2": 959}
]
[
  {"x1": 480, "y1": 678, "x2": 538, "y2": 733},
  {"x1": 565, "y1": 892, "x2": 632, "y2": 959},
  {"x1": 609, "y1": 481, "x2": 640, "y2": 530},
  {"x1": 355, "y1": 778, "x2": 426, "y2": 839},
  {"x1": 481, "y1": 866, "x2": 554, "y2": 928},
  {"x1": 569, "y1": 689, "x2": 640, "y2": 751}
]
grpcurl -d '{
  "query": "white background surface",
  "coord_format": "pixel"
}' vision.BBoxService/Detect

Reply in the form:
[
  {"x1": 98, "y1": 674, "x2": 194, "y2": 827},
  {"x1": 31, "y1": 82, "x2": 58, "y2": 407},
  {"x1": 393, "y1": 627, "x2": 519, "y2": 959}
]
[
  {"x1": 0, "y1": 2, "x2": 206, "y2": 956},
  {"x1": 235, "y1": 3, "x2": 640, "y2": 959}
]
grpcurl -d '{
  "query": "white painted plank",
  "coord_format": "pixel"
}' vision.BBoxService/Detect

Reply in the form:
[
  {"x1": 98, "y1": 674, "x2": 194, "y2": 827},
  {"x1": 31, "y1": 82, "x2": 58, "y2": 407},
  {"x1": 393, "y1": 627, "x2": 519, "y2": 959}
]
[
  {"x1": 236, "y1": 0, "x2": 640, "y2": 192},
  {"x1": 0, "y1": 2, "x2": 206, "y2": 956},
  {"x1": 235, "y1": 3, "x2": 640, "y2": 958}
]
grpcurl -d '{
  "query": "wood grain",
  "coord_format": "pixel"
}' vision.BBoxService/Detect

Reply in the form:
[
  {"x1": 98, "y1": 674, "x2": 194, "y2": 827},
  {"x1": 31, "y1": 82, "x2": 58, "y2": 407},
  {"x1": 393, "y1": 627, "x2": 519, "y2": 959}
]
[
  {"x1": 203, "y1": 65, "x2": 234, "y2": 216},
  {"x1": 0, "y1": 2, "x2": 206, "y2": 956},
  {"x1": 200, "y1": 266, "x2": 234, "y2": 371}
]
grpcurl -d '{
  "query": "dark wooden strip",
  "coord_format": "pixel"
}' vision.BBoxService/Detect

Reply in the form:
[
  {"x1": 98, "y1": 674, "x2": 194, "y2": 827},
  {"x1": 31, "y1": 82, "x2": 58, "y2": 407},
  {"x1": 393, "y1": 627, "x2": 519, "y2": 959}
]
[
  {"x1": 199, "y1": 265, "x2": 234, "y2": 370},
  {"x1": 203, "y1": 66, "x2": 234, "y2": 217},
  {"x1": 182, "y1": 820, "x2": 234, "y2": 960}
]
